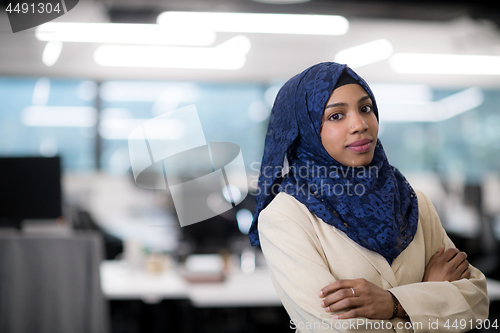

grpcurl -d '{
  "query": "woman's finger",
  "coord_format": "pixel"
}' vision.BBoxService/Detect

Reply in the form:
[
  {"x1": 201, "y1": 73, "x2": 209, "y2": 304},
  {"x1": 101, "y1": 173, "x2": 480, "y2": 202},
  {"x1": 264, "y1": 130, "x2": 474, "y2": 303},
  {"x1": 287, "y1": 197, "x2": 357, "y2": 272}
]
[
  {"x1": 456, "y1": 260, "x2": 469, "y2": 275},
  {"x1": 461, "y1": 268, "x2": 472, "y2": 279},
  {"x1": 319, "y1": 279, "x2": 356, "y2": 297},
  {"x1": 321, "y1": 288, "x2": 354, "y2": 308},
  {"x1": 449, "y1": 251, "x2": 467, "y2": 269},
  {"x1": 431, "y1": 245, "x2": 445, "y2": 259},
  {"x1": 333, "y1": 308, "x2": 360, "y2": 320},
  {"x1": 326, "y1": 294, "x2": 361, "y2": 313},
  {"x1": 441, "y1": 248, "x2": 460, "y2": 262}
]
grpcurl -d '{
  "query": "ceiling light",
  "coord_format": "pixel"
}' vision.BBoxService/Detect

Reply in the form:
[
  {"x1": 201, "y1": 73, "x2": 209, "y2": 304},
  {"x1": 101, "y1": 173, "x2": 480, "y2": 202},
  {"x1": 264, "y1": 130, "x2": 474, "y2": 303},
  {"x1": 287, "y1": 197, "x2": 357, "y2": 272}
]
[
  {"x1": 369, "y1": 83, "x2": 432, "y2": 104},
  {"x1": 157, "y1": 11, "x2": 348, "y2": 35},
  {"x1": 94, "y1": 36, "x2": 250, "y2": 70},
  {"x1": 438, "y1": 87, "x2": 484, "y2": 120},
  {"x1": 390, "y1": 53, "x2": 500, "y2": 75},
  {"x1": 21, "y1": 106, "x2": 97, "y2": 127},
  {"x1": 222, "y1": 184, "x2": 242, "y2": 203},
  {"x1": 100, "y1": 82, "x2": 199, "y2": 102},
  {"x1": 100, "y1": 118, "x2": 186, "y2": 140},
  {"x1": 248, "y1": 101, "x2": 270, "y2": 122},
  {"x1": 42, "y1": 41, "x2": 63, "y2": 67},
  {"x1": 379, "y1": 87, "x2": 483, "y2": 122},
  {"x1": 36, "y1": 22, "x2": 215, "y2": 46},
  {"x1": 334, "y1": 39, "x2": 393, "y2": 68},
  {"x1": 32, "y1": 78, "x2": 51, "y2": 105},
  {"x1": 236, "y1": 209, "x2": 253, "y2": 234}
]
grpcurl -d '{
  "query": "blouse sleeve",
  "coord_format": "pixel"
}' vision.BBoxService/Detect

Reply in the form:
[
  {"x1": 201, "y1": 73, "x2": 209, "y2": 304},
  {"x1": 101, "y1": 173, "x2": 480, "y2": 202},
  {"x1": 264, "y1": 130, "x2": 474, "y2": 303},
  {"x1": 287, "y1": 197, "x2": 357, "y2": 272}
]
[
  {"x1": 258, "y1": 194, "x2": 411, "y2": 333},
  {"x1": 388, "y1": 191, "x2": 490, "y2": 333}
]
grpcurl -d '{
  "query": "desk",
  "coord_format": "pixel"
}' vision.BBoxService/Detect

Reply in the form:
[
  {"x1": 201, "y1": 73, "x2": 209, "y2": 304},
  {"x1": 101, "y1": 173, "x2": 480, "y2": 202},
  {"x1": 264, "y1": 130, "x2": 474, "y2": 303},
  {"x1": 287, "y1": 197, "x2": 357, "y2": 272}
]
[
  {"x1": 486, "y1": 278, "x2": 500, "y2": 301},
  {"x1": 100, "y1": 260, "x2": 282, "y2": 307},
  {"x1": 188, "y1": 269, "x2": 282, "y2": 307},
  {"x1": 100, "y1": 261, "x2": 188, "y2": 303},
  {"x1": 101, "y1": 261, "x2": 500, "y2": 307}
]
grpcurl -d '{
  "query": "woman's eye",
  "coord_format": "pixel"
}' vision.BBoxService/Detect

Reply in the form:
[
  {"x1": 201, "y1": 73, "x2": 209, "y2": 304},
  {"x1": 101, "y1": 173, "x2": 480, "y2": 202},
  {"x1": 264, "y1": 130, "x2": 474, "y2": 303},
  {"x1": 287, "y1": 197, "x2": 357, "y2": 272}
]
[
  {"x1": 328, "y1": 113, "x2": 343, "y2": 121},
  {"x1": 361, "y1": 105, "x2": 373, "y2": 113}
]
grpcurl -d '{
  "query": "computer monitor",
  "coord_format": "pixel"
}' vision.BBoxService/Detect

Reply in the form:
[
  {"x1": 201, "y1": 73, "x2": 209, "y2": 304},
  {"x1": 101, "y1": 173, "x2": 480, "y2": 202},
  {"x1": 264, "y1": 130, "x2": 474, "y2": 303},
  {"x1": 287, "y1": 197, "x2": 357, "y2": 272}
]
[
  {"x1": 0, "y1": 156, "x2": 62, "y2": 228},
  {"x1": 180, "y1": 193, "x2": 255, "y2": 254}
]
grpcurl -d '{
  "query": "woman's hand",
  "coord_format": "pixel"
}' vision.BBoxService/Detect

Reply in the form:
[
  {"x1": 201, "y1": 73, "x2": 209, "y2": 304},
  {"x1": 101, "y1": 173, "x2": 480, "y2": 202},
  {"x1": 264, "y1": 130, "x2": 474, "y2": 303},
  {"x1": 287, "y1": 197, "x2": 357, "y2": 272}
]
[
  {"x1": 319, "y1": 278, "x2": 396, "y2": 320},
  {"x1": 423, "y1": 246, "x2": 471, "y2": 282}
]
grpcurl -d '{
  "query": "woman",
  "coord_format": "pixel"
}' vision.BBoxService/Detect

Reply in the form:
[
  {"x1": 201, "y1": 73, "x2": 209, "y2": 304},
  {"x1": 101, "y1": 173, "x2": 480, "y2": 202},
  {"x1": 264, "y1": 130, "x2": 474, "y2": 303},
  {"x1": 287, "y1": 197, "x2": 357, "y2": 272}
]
[{"x1": 249, "y1": 62, "x2": 489, "y2": 332}]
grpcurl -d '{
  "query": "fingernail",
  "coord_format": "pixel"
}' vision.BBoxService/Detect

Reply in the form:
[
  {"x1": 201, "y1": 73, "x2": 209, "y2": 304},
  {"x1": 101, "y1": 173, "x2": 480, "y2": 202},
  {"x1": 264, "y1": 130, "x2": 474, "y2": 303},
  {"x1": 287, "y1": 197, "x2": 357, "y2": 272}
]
[
  {"x1": 325, "y1": 306, "x2": 330, "y2": 312},
  {"x1": 318, "y1": 291, "x2": 323, "y2": 297},
  {"x1": 321, "y1": 301, "x2": 325, "y2": 307},
  {"x1": 333, "y1": 315, "x2": 339, "y2": 319}
]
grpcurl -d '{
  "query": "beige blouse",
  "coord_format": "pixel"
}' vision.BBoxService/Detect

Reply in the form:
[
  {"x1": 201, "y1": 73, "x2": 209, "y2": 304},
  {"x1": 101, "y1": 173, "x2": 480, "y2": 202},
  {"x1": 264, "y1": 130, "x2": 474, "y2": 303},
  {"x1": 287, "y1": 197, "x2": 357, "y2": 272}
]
[{"x1": 258, "y1": 190, "x2": 489, "y2": 332}]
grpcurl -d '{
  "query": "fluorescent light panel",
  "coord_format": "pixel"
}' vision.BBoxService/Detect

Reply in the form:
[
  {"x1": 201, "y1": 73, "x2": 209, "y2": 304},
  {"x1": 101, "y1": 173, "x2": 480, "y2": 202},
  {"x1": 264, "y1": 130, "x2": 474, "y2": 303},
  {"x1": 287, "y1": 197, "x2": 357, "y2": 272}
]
[
  {"x1": 335, "y1": 39, "x2": 393, "y2": 68},
  {"x1": 379, "y1": 87, "x2": 483, "y2": 122},
  {"x1": 157, "y1": 11, "x2": 348, "y2": 35},
  {"x1": 99, "y1": 118, "x2": 186, "y2": 140},
  {"x1": 100, "y1": 82, "x2": 199, "y2": 102},
  {"x1": 236, "y1": 208, "x2": 253, "y2": 234},
  {"x1": 101, "y1": 82, "x2": 180, "y2": 101},
  {"x1": 32, "y1": 78, "x2": 51, "y2": 105},
  {"x1": 36, "y1": 22, "x2": 216, "y2": 46},
  {"x1": 439, "y1": 87, "x2": 484, "y2": 119},
  {"x1": 22, "y1": 106, "x2": 97, "y2": 127},
  {"x1": 100, "y1": 108, "x2": 187, "y2": 140},
  {"x1": 94, "y1": 36, "x2": 250, "y2": 70},
  {"x1": 390, "y1": 53, "x2": 500, "y2": 75},
  {"x1": 42, "y1": 41, "x2": 63, "y2": 67},
  {"x1": 370, "y1": 83, "x2": 432, "y2": 104}
]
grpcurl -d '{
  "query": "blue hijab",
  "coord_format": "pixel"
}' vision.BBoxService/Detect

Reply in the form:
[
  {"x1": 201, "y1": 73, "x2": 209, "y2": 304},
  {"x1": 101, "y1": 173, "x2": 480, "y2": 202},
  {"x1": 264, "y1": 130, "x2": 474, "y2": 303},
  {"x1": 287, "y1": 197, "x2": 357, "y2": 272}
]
[{"x1": 249, "y1": 62, "x2": 419, "y2": 264}]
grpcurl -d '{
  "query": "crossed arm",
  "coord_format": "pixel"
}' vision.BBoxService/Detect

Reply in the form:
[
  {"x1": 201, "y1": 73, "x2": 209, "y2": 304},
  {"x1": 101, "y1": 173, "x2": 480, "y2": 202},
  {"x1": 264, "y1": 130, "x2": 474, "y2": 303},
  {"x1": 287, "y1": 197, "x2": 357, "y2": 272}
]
[
  {"x1": 319, "y1": 246, "x2": 471, "y2": 320},
  {"x1": 258, "y1": 191, "x2": 489, "y2": 333}
]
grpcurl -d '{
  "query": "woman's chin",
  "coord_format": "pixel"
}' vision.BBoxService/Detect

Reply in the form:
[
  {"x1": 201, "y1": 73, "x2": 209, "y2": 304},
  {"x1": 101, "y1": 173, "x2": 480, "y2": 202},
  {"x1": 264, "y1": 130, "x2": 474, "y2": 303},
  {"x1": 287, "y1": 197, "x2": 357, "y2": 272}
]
[{"x1": 337, "y1": 153, "x2": 375, "y2": 168}]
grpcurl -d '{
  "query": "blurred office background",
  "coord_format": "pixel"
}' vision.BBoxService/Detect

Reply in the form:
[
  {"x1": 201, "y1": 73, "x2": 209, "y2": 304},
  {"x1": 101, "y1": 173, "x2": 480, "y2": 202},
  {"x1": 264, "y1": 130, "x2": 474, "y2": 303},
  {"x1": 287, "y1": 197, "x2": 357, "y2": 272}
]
[{"x1": 1, "y1": 0, "x2": 500, "y2": 332}]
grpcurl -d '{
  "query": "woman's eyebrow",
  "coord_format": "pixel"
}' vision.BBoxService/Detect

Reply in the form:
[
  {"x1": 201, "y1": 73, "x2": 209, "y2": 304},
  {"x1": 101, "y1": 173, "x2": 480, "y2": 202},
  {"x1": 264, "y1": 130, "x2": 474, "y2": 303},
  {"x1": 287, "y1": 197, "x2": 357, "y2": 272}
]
[
  {"x1": 358, "y1": 95, "x2": 371, "y2": 103},
  {"x1": 324, "y1": 95, "x2": 372, "y2": 110},
  {"x1": 324, "y1": 102, "x2": 347, "y2": 110}
]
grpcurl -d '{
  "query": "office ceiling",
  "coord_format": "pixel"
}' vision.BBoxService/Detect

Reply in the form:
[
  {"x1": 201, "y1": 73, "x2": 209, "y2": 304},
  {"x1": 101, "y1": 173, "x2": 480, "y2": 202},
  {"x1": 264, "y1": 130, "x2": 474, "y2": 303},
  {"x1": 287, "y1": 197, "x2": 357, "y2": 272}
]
[
  {"x1": 0, "y1": 0, "x2": 499, "y2": 87},
  {"x1": 103, "y1": 0, "x2": 499, "y2": 24}
]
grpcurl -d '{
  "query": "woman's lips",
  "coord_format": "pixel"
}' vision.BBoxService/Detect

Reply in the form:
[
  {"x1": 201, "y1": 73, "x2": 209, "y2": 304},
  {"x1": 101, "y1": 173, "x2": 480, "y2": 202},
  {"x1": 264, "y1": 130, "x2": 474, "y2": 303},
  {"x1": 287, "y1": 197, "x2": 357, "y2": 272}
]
[{"x1": 346, "y1": 139, "x2": 372, "y2": 153}]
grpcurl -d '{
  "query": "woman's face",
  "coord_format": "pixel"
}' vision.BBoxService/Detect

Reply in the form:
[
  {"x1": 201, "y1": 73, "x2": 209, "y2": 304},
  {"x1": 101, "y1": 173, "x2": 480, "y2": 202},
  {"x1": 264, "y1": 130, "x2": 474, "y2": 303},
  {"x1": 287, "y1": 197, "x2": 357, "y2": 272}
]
[{"x1": 320, "y1": 83, "x2": 379, "y2": 167}]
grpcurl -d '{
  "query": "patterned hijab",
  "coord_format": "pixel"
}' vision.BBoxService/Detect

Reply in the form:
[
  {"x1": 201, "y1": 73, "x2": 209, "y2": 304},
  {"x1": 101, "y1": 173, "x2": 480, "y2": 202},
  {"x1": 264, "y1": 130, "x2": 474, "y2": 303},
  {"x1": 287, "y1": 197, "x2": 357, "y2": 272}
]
[{"x1": 249, "y1": 62, "x2": 419, "y2": 264}]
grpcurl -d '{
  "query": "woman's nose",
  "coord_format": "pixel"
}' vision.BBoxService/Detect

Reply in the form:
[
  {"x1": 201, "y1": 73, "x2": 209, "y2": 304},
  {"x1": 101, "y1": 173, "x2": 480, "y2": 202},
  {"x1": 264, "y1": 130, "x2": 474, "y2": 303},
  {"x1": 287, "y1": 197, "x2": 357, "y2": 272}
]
[{"x1": 349, "y1": 113, "x2": 368, "y2": 133}]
